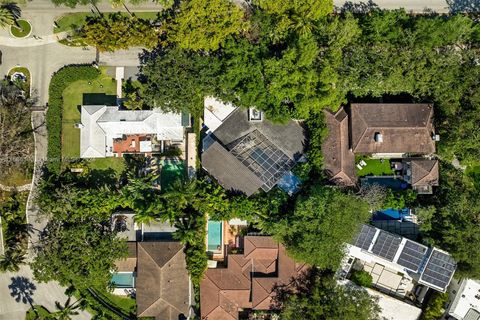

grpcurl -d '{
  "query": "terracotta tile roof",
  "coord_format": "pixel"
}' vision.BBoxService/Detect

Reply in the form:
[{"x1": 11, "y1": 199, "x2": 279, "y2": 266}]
[
  {"x1": 410, "y1": 159, "x2": 439, "y2": 186},
  {"x1": 200, "y1": 236, "x2": 308, "y2": 319},
  {"x1": 322, "y1": 108, "x2": 356, "y2": 186},
  {"x1": 136, "y1": 241, "x2": 191, "y2": 320},
  {"x1": 350, "y1": 103, "x2": 435, "y2": 154}
]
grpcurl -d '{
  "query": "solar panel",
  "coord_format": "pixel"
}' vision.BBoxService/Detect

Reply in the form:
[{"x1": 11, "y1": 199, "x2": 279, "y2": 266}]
[
  {"x1": 397, "y1": 240, "x2": 428, "y2": 272},
  {"x1": 420, "y1": 249, "x2": 456, "y2": 290},
  {"x1": 371, "y1": 231, "x2": 402, "y2": 261},
  {"x1": 354, "y1": 225, "x2": 377, "y2": 250}
]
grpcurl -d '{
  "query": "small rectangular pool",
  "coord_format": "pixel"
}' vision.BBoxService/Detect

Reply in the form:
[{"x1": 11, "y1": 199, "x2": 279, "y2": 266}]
[
  {"x1": 207, "y1": 220, "x2": 222, "y2": 253},
  {"x1": 361, "y1": 177, "x2": 408, "y2": 190},
  {"x1": 111, "y1": 272, "x2": 135, "y2": 288},
  {"x1": 373, "y1": 208, "x2": 410, "y2": 220},
  {"x1": 160, "y1": 159, "x2": 186, "y2": 190}
]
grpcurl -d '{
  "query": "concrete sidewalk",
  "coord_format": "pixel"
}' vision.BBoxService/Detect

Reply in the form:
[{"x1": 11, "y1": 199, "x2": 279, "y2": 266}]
[{"x1": 0, "y1": 32, "x2": 68, "y2": 48}]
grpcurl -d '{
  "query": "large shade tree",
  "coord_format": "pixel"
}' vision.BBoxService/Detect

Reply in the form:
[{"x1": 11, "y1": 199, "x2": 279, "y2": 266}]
[
  {"x1": 265, "y1": 185, "x2": 370, "y2": 270},
  {"x1": 168, "y1": 0, "x2": 248, "y2": 51}
]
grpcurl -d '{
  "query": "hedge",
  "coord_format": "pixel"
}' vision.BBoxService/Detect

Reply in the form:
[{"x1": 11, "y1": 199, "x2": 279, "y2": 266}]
[{"x1": 46, "y1": 65, "x2": 100, "y2": 173}]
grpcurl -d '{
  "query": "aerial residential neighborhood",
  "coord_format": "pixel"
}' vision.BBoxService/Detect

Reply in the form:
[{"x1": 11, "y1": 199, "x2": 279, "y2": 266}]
[{"x1": 0, "y1": 0, "x2": 479, "y2": 320}]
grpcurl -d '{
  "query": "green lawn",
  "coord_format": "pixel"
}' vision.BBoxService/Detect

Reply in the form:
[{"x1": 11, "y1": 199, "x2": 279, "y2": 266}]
[
  {"x1": 61, "y1": 67, "x2": 116, "y2": 159},
  {"x1": 11, "y1": 19, "x2": 32, "y2": 38},
  {"x1": 356, "y1": 158, "x2": 394, "y2": 176},
  {"x1": 54, "y1": 12, "x2": 160, "y2": 33},
  {"x1": 93, "y1": 289, "x2": 136, "y2": 316},
  {"x1": 89, "y1": 158, "x2": 126, "y2": 175}
]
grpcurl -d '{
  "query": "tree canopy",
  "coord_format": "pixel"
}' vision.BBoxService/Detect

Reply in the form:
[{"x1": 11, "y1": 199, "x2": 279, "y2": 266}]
[
  {"x1": 277, "y1": 270, "x2": 380, "y2": 320},
  {"x1": 168, "y1": 0, "x2": 248, "y2": 51},
  {"x1": 266, "y1": 185, "x2": 370, "y2": 270}
]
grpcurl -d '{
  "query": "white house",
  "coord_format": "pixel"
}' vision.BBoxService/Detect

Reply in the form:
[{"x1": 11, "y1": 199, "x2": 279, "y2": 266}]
[{"x1": 79, "y1": 105, "x2": 185, "y2": 158}]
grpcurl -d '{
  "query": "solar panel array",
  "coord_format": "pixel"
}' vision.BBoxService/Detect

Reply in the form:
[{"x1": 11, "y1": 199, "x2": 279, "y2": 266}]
[
  {"x1": 371, "y1": 231, "x2": 402, "y2": 261},
  {"x1": 397, "y1": 240, "x2": 428, "y2": 272},
  {"x1": 420, "y1": 249, "x2": 456, "y2": 290},
  {"x1": 354, "y1": 225, "x2": 377, "y2": 250},
  {"x1": 229, "y1": 130, "x2": 295, "y2": 191}
]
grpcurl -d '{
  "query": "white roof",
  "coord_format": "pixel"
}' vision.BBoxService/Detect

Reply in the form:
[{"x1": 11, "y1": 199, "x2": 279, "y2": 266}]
[
  {"x1": 449, "y1": 279, "x2": 480, "y2": 320},
  {"x1": 80, "y1": 105, "x2": 184, "y2": 158},
  {"x1": 367, "y1": 288, "x2": 422, "y2": 320},
  {"x1": 203, "y1": 96, "x2": 236, "y2": 133}
]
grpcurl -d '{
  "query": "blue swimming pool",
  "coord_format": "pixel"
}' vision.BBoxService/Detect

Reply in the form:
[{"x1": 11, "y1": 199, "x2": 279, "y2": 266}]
[
  {"x1": 207, "y1": 220, "x2": 222, "y2": 252},
  {"x1": 361, "y1": 177, "x2": 408, "y2": 190},
  {"x1": 111, "y1": 272, "x2": 135, "y2": 288},
  {"x1": 373, "y1": 208, "x2": 410, "y2": 220}
]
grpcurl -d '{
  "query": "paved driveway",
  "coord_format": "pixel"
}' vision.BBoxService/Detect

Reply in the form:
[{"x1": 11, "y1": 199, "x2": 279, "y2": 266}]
[{"x1": 0, "y1": 265, "x2": 90, "y2": 320}]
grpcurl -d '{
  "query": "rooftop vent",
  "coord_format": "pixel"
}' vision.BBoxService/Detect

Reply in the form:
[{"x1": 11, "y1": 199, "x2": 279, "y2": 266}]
[
  {"x1": 374, "y1": 132, "x2": 383, "y2": 143},
  {"x1": 433, "y1": 134, "x2": 440, "y2": 141},
  {"x1": 248, "y1": 108, "x2": 263, "y2": 122}
]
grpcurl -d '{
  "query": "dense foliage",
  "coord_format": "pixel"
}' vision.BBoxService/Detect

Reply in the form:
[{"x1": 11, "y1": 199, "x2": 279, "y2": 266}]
[
  {"x1": 46, "y1": 66, "x2": 100, "y2": 173},
  {"x1": 0, "y1": 81, "x2": 34, "y2": 183},
  {"x1": 81, "y1": 13, "x2": 160, "y2": 52},
  {"x1": 168, "y1": 0, "x2": 247, "y2": 51},
  {"x1": 277, "y1": 270, "x2": 380, "y2": 320},
  {"x1": 419, "y1": 164, "x2": 480, "y2": 277},
  {"x1": 264, "y1": 185, "x2": 370, "y2": 270},
  {"x1": 421, "y1": 292, "x2": 449, "y2": 320},
  {"x1": 350, "y1": 270, "x2": 373, "y2": 288},
  {"x1": 32, "y1": 172, "x2": 128, "y2": 290}
]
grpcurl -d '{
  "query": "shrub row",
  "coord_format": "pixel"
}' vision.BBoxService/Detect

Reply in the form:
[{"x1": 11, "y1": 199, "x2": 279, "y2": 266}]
[{"x1": 46, "y1": 65, "x2": 100, "y2": 173}]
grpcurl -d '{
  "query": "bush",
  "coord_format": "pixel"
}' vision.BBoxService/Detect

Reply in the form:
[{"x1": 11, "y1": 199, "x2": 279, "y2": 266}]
[
  {"x1": 350, "y1": 270, "x2": 373, "y2": 288},
  {"x1": 46, "y1": 66, "x2": 100, "y2": 173},
  {"x1": 421, "y1": 292, "x2": 448, "y2": 320}
]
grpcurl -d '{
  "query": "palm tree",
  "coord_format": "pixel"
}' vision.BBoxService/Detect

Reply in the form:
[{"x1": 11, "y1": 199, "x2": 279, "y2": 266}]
[
  {"x1": 0, "y1": 248, "x2": 26, "y2": 272},
  {"x1": 50, "y1": 296, "x2": 86, "y2": 320},
  {"x1": 0, "y1": 8, "x2": 14, "y2": 28}
]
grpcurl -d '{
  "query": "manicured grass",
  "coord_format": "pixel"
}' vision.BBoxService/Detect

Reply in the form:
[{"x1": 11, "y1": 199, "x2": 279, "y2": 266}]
[
  {"x1": 54, "y1": 12, "x2": 160, "y2": 33},
  {"x1": 61, "y1": 68, "x2": 116, "y2": 159},
  {"x1": 25, "y1": 305, "x2": 51, "y2": 320},
  {"x1": 8, "y1": 67, "x2": 31, "y2": 95},
  {"x1": 356, "y1": 158, "x2": 394, "y2": 176},
  {"x1": 89, "y1": 158, "x2": 126, "y2": 176},
  {"x1": 11, "y1": 20, "x2": 32, "y2": 38}
]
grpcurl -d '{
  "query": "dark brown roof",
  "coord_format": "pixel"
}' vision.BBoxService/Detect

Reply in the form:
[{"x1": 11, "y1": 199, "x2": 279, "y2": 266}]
[
  {"x1": 200, "y1": 236, "x2": 308, "y2": 319},
  {"x1": 322, "y1": 108, "x2": 356, "y2": 186},
  {"x1": 350, "y1": 103, "x2": 435, "y2": 154},
  {"x1": 201, "y1": 141, "x2": 264, "y2": 196},
  {"x1": 410, "y1": 159, "x2": 439, "y2": 186},
  {"x1": 213, "y1": 108, "x2": 305, "y2": 160},
  {"x1": 115, "y1": 242, "x2": 138, "y2": 272},
  {"x1": 136, "y1": 241, "x2": 191, "y2": 320}
]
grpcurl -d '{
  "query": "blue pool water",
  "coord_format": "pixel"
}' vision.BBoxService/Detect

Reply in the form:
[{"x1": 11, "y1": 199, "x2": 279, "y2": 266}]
[
  {"x1": 361, "y1": 177, "x2": 408, "y2": 190},
  {"x1": 207, "y1": 220, "x2": 222, "y2": 252},
  {"x1": 111, "y1": 272, "x2": 135, "y2": 288},
  {"x1": 373, "y1": 208, "x2": 410, "y2": 220}
]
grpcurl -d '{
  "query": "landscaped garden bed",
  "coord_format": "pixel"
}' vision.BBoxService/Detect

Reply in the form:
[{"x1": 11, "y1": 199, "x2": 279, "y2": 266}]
[
  {"x1": 8, "y1": 67, "x2": 31, "y2": 96},
  {"x1": 10, "y1": 19, "x2": 32, "y2": 38}
]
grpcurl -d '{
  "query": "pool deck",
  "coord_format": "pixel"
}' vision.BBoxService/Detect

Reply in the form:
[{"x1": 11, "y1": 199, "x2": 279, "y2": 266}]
[{"x1": 207, "y1": 221, "x2": 245, "y2": 261}]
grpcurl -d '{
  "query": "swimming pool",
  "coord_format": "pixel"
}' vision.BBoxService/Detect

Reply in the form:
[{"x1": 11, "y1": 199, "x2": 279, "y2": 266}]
[
  {"x1": 207, "y1": 220, "x2": 222, "y2": 253},
  {"x1": 111, "y1": 272, "x2": 135, "y2": 288},
  {"x1": 361, "y1": 177, "x2": 408, "y2": 190},
  {"x1": 160, "y1": 160, "x2": 185, "y2": 190},
  {"x1": 373, "y1": 208, "x2": 410, "y2": 220}
]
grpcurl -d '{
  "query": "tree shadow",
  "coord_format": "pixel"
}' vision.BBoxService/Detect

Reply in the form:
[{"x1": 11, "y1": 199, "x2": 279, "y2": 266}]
[
  {"x1": 8, "y1": 276, "x2": 36, "y2": 306},
  {"x1": 336, "y1": 0, "x2": 380, "y2": 14},
  {"x1": 447, "y1": 0, "x2": 480, "y2": 13}
]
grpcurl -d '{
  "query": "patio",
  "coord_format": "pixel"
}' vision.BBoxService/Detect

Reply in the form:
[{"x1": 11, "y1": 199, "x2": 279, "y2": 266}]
[{"x1": 355, "y1": 260, "x2": 414, "y2": 297}]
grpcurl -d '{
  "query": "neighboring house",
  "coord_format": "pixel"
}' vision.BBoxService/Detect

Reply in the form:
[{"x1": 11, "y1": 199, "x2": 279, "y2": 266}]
[
  {"x1": 79, "y1": 105, "x2": 185, "y2": 158},
  {"x1": 200, "y1": 236, "x2": 308, "y2": 319},
  {"x1": 340, "y1": 224, "x2": 456, "y2": 302},
  {"x1": 202, "y1": 97, "x2": 306, "y2": 196},
  {"x1": 112, "y1": 213, "x2": 193, "y2": 320},
  {"x1": 323, "y1": 103, "x2": 439, "y2": 191},
  {"x1": 446, "y1": 278, "x2": 480, "y2": 320},
  {"x1": 366, "y1": 287, "x2": 422, "y2": 320}
]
